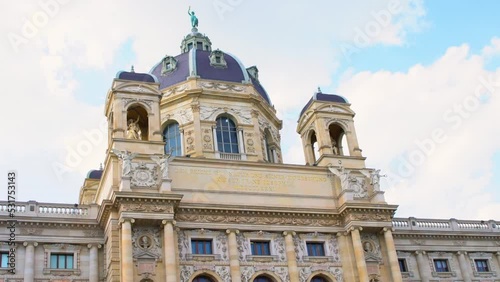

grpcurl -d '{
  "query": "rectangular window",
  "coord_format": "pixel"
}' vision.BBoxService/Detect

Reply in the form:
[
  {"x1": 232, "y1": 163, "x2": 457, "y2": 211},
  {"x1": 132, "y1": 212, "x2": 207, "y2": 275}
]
[
  {"x1": 475, "y1": 259, "x2": 490, "y2": 272},
  {"x1": 398, "y1": 258, "x2": 408, "y2": 272},
  {"x1": 1, "y1": 252, "x2": 9, "y2": 268},
  {"x1": 50, "y1": 253, "x2": 74, "y2": 269},
  {"x1": 434, "y1": 259, "x2": 450, "y2": 272},
  {"x1": 251, "y1": 241, "x2": 271, "y2": 256},
  {"x1": 306, "y1": 242, "x2": 325, "y2": 256},
  {"x1": 191, "y1": 239, "x2": 213, "y2": 255},
  {"x1": 197, "y1": 42, "x2": 203, "y2": 50}
]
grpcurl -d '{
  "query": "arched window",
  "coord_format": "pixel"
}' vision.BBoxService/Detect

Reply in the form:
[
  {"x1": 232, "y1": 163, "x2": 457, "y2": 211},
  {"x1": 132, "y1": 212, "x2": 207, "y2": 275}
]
[
  {"x1": 216, "y1": 116, "x2": 239, "y2": 154},
  {"x1": 310, "y1": 131, "x2": 318, "y2": 162},
  {"x1": 264, "y1": 130, "x2": 274, "y2": 163},
  {"x1": 163, "y1": 122, "x2": 182, "y2": 156},
  {"x1": 126, "y1": 105, "x2": 148, "y2": 140},
  {"x1": 311, "y1": 276, "x2": 329, "y2": 282},
  {"x1": 193, "y1": 276, "x2": 214, "y2": 282},
  {"x1": 329, "y1": 123, "x2": 347, "y2": 156},
  {"x1": 254, "y1": 276, "x2": 273, "y2": 282}
]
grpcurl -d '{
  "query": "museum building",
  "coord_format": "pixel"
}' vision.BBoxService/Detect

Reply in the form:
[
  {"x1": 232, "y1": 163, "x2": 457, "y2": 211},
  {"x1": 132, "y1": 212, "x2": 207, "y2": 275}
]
[{"x1": 0, "y1": 23, "x2": 499, "y2": 282}]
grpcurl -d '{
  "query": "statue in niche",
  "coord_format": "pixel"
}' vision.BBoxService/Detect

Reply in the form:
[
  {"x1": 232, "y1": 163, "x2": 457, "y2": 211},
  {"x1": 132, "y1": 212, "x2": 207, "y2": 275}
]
[
  {"x1": 363, "y1": 241, "x2": 373, "y2": 253},
  {"x1": 151, "y1": 150, "x2": 174, "y2": 179},
  {"x1": 331, "y1": 136, "x2": 339, "y2": 155},
  {"x1": 188, "y1": 6, "x2": 198, "y2": 28},
  {"x1": 126, "y1": 116, "x2": 142, "y2": 140}
]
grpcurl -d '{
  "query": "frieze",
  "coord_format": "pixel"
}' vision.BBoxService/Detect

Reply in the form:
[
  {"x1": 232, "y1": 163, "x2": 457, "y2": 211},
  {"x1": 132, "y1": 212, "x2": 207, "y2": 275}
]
[
  {"x1": 121, "y1": 203, "x2": 174, "y2": 213},
  {"x1": 176, "y1": 213, "x2": 340, "y2": 227},
  {"x1": 164, "y1": 84, "x2": 188, "y2": 97},
  {"x1": 19, "y1": 227, "x2": 43, "y2": 235},
  {"x1": 122, "y1": 97, "x2": 154, "y2": 109},
  {"x1": 198, "y1": 81, "x2": 245, "y2": 92},
  {"x1": 161, "y1": 107, "x2": 193, "y2": 125},
  {"x1": 200, "y1": 105, "x2": 252, "y2": 124},
  {"x1": 344, "y1": 213, "x2": 391, "y2": 223}
]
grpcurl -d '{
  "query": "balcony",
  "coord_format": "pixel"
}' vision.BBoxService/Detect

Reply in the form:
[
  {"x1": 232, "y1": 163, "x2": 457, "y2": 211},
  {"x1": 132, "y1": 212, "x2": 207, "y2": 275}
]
[
  {"x1": 392, "y1": 217, "x2": 500, "y2": 233},
  {"x1": 0, "y1": 201, "x2": 98, "y2": 219},
  {"x1": 217, "y1": 152, "x2": 246, "y2": 161}
]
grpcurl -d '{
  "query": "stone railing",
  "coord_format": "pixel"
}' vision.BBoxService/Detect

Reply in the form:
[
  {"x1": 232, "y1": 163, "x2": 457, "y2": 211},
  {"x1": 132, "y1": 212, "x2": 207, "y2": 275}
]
[
  {"x1": 393, "y1": 217, "x2": 500, "y2": 232},
  {"x1": 0, "y1": 200, "x2": 99, "y2": 219},
  {"x1": 219, "y1": 152, "x2": 242, "y2": 161}
]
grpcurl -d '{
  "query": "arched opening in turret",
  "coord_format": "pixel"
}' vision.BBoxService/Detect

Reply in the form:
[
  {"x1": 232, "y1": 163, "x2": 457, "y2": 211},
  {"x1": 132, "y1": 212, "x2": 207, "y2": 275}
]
[
  {"x1": 309, "y1": 130, "x2": 318, "y2": 163},
  {"x1": 126, "y1": 105, "x2": 149, "y2": 140},
  {"x1": 329, "y1": 123, "x2": 347, "y2": 156},
  {"x1": 253, "y1": 275, "x2": 277, "y2": 282},
  {"x1": 310, "y1": 275, "x2": 332, "y2": 282},
  {"x1": 263, "y1": 129, "x2": 275, "y2": 163}
]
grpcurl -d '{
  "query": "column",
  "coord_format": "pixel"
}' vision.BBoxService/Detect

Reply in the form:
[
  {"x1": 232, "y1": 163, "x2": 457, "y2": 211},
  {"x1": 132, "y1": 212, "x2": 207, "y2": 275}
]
[
  {"x1": 238, "y1": 129, "x2": 245, "y2": 154},
  {"x1": 180, "y1": 130, "x2": 185, "y2": 156},
  {"x1": 351, "y1": 227, "x2": 369, "y2": 282},
  {"x1": 226, "y1": 229, "x2": 242, "y2": 282},
  {"x1": 88, "y1": 244, "x2": 101, "y2": 282},
  {"x1": 120, "y1": 218, "x2": 134, "y2": 282},
  {"x1": 163, "y1": 220, "x2": 178, "y2": 282},
  {"x1": 415, "y1": 251, "x2": 429, "y2": 282},
  {"x1": 383, "y1": 228, "x2": 402, "y2": 282},
  {"x1": 212, "y1": 126, "x2": 220, "y2": 158},
  {"x1": 23, "y1": 241, "x2": 37, "y2": 282},
  {"x1": 272, "y1": 149, "x2": 278, "y2": 163},
  {"x1": 497, "y1": 252, "x2": 500, "y2": 268},
  {"x1": 457, "y1": 252, "x2": 472, "y2": 282},
  {"x1": 283, "y1": 231, "x2": 300, "y2": 282}
]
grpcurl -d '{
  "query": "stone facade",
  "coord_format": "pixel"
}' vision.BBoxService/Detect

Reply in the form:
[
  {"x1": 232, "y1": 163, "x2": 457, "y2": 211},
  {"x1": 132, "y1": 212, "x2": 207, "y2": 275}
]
[{"x1": 0, "y1": 26, "x2": 499, "y2": 282}]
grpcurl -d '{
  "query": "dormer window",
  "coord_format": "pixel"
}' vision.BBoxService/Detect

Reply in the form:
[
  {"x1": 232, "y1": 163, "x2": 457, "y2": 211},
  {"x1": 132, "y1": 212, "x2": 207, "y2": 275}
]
[
  {"x1": 161, "y1": 56, "x2": 177, "y2": 75},
  {"x1": 209, "y1": 49, "x2": 227, "y2": 68},
  {"x1": 247, "y1": 66, "x2": 259, "y2": 81}
]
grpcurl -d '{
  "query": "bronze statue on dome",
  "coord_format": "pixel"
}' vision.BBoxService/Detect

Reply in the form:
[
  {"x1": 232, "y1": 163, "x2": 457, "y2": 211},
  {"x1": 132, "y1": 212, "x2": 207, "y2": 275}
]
[{"x1": 188, "y1": 6, "x2": 199, "y2": 29}]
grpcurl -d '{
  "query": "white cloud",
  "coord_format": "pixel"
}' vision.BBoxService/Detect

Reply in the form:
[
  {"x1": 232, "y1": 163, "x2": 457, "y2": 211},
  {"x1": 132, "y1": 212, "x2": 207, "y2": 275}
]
[{"x1": 336, "y1": 41, "x2": 500, "y2": 219}]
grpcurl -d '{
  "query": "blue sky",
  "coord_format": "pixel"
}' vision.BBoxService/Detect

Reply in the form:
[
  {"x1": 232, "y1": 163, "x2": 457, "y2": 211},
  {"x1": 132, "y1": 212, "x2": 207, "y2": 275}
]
[{"x1": 1, "y1": 0, "x2": 499, "y2": 219}]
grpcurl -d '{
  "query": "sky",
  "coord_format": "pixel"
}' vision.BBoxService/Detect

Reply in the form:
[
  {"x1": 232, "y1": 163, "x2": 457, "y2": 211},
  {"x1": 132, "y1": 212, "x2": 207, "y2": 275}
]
[{"x1": 0, "y1": 0, "x2": 499, "y2": 220}]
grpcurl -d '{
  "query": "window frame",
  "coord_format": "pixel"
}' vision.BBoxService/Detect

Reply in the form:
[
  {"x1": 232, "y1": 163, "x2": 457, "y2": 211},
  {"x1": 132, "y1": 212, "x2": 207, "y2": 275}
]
[
  {"x1": 50, "y1": 253, "x2": 74, "y2": 269},
  {"x1": 215, "y1": 116, "x2": 239, "y2": 154},
  {"x1": 474, "y1": 259, "x2": 490, "y2": 272},
  {"x1": 398, "y1": 258, "x2": 409, "y2": 273},
  {"x1": 163, "y1": 122, "x2": 182, "y2": 156},
  {"x1": 250, "y1": 240, "x2": 271, "y2": 256},
  {"x1": 0, "y1": 251, "x2": 9, "y2": 268},
  {"x1": 433, "y1": 259, "x2": 450, "y2": 273},
  {"x1": 191, "y1": 239, "x2": 213, "y2": 255},
  {"x1": 306, "y1": 241, "x2": 326, "y2": 257}
]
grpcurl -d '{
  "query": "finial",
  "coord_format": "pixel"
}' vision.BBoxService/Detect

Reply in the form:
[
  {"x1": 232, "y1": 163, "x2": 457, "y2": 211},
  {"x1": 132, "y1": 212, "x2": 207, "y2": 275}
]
[
  {"x1": 317, "y1": 87, "x2": 322, "y2": 93},
  {"x1": 131, "y1": 65, "x2": 135, "y2": 72}
]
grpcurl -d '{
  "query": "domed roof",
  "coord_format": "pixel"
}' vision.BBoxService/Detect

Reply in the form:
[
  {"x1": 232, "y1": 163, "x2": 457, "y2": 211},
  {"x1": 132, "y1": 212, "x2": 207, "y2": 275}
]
[
  {"x1": 86, "y1": 169, "x2": 103, "y2": 180},
  {"x1": 149, "y1": 37, "x2": 272, "y2": 104},
  {"x1": 300, "y1": 90, "x2": 348, "y2": 117},
  {"x1": 116, "y1": 68, "x2": 158, "y2": 83}
]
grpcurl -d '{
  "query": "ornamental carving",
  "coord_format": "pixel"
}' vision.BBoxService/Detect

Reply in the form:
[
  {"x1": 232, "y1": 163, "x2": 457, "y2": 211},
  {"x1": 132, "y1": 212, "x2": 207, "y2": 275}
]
[
  {"x1": 132, "y1": 227, "x2": 161, "y2": 258},
  {"x1": 241, "y1": 266, "x2": 256, "y2": 282},
  {"x1": 123, "y1": 97, "x2": 153, "y2": 109},
  {"x1": 164, "y1": 84, "x2": 188, "y2": 97},
  {"x1": 161, "y1": 107, "x2": 193, "y2": 125},
  {"x1": 180, "y1": 265, "x2": 194, "y2": 282},
  {"x1": 344, "y1": 213, "x2": 390, "y2": 223},
  {"x1": 176, "y1": 213, "x2": 340, "y2": 227},
  {"x1": 19, "y1": 228, "x2": 43, "y2": 235},
  {"x1": 200, "y1": 106, "x2": 252, "y2": 124},
  {"x1": 83, "y1": 229, "x2": 101, "y2": 237},
  {"x1": 215, "y1": 266, "x2": 231, "y2": 282},
  {"x1": 122, "y1": 203, "x2": 174, "y2": 213},
  {"x1": 198, "y1": 81, "x2": 245, "y2": 92},
  {"x1": 258, "y1": 116, "x2": 281, "y2": 142},
  {"x1": 361, "y1": 233, "x2": 382, "y2": 261},
  {"x1": 236, "y1": 233, "x2": 251, "y2": 261},
  {"x1": 130, "y1": 162, "x2": 158, "y2": 187},
  {"x1": 329, "y1": 166, "x2": 368, "y2": 198},
  {"x1": 275, "y1": 267, "x2": 290, "y2": 282},
  {"x1": 294, "y1": 236, "x2": 306, "y2": 262},
  {"x1": 121, "y1": 85, "x2": 157, "y2": 94},
  {"x1": 273, "y1": 235, "x2": 287, "y2": 262},
  {"x1": 177, "y1": 230, "x2": 189, "y2": 261}
]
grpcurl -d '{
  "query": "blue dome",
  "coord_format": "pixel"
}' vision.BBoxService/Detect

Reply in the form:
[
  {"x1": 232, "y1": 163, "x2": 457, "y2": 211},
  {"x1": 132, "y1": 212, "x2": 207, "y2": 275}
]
[
  {"x1": 116, "y1": 70, "x2": 158, "y2": 83},
  {"x1": 86, "y1": 169, "x2": 103, "y2": 180},
  {"x1": 150, "y1": 49, "x2": 272, "y2": 104},
  {"x1": 300, "y1": 91, "x2": 349, "y2": 117}
]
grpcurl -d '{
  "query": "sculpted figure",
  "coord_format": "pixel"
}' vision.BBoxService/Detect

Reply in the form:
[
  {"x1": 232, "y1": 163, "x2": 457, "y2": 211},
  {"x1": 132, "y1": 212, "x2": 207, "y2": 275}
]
[
  {"x1": 188, "y1": 6, "x2": 198, "y2": 28},
  {"x1": 151, "y1": 151, "x2": 174, "y2": 179},
  {"x1": 112, "y1": 149, "x2": 137, "y2": 176},
  {"x1": 126, "y1": 116, "x2": 142, "y2": 140},
  {"x1": 331, "y1": 136, "x2": 339, "y2": 155}
]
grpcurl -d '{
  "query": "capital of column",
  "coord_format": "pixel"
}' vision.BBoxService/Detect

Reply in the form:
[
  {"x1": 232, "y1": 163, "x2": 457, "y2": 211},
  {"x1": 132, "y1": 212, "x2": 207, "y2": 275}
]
[
  {"x1": 456, "y1": 251, "x2": 467, "y2": 256},
  {"x1": 283, "y1": 231, "x2": 296, "y2": 236},
  {"x1": 336, "y1": 232, "x2": 349, "y2": 237},
  {"x1": 382, "y1": 227, "x2": 395, "y2": 233},
  {"x1": 226, "y1": 229, "x2": 240, "y2": 234},
  {"x1": 414, "y1": 250, "x2": 426, "y2": 255},
  {"x1": 251, "y1": 110, "x2": 259, "y2": 118},
  {"x1": 162, "y1": 219, "x2": 176, "y2": 226},
  {"x1": 119, "y1": 218, "x2": 135, "y2": 225},
  {"x1": 87, "y1": 244, "x2": 102, "y2": 249},
  {"x1": 23, "y1": 242, "x2": 38, "y2": 247},
  {"x1": 350, "y1": 226, "x2": 363, "y2": 233}
]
